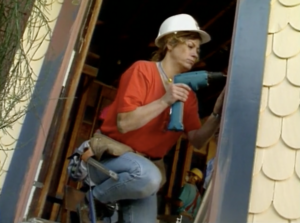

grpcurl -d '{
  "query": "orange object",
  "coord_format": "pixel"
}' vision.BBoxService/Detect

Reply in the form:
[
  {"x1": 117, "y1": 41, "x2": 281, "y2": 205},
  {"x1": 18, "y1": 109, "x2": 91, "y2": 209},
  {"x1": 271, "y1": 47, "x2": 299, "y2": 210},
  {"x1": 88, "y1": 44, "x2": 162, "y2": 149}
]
[
  {"x1": 99, "y1": 105, "x2": 111, "y2": 120},
  {"x1": 100, "y1": 61, "x2": 201, "y2": 158}
]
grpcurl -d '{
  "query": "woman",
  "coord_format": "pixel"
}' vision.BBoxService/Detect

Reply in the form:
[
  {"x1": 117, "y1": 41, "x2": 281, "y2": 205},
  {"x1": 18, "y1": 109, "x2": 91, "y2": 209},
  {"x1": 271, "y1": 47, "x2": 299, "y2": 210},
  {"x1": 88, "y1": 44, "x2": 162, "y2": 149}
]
[{"x1": 88, "y1": 14, "x2": 224, "y2": 223}]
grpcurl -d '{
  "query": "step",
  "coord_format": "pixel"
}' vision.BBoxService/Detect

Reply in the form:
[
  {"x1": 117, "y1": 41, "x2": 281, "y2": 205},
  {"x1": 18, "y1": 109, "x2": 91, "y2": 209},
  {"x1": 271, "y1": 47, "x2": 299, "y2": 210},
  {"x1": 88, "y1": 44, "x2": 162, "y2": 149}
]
[{"x1": 83, "y1": 64, "x2": 98, "y2": 77}]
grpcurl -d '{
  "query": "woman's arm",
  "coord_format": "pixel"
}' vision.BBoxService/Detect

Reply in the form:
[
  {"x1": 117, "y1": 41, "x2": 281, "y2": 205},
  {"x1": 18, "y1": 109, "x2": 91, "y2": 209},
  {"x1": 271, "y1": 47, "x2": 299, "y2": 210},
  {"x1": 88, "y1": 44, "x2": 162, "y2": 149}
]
[
  {"x1": 187, "y1": 114, "x2": 220, "y2": 149},
  {"x1": 117, "y1": 83, "x2": 191, "y2": 133},
  {"x1": 117, "y1": 98, "x2": 168, "y2": 133},
  {"x1": 188, "y1": 88, "x2": 225, "y2": 149}
]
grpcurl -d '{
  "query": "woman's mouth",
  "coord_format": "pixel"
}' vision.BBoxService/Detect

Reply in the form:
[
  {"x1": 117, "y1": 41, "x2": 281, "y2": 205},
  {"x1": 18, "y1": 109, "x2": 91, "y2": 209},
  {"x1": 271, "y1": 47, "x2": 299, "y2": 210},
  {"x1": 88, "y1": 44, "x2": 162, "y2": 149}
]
[{"x1": 186, "y1": 59, "x2": 195, "y2": 65}]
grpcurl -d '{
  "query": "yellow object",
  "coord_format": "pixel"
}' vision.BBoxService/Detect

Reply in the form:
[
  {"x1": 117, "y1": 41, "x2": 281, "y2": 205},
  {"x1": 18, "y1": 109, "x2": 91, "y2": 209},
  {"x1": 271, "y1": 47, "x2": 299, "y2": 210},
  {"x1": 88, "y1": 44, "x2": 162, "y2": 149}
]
[
  {"x1": 189, "y1": 168, "x2": 203, "y2": 180},
  {"x1": 206, "y1": 139, "x2": 217, "y2": 164}
]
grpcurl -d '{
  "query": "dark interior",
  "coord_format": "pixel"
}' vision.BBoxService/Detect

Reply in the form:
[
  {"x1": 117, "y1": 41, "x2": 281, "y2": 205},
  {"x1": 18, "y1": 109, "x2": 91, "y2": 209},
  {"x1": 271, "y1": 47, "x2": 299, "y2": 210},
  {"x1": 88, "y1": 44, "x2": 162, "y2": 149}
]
[
  {"x1": 86, "y1": 3, "x2": 236, "y2": 214},
  {"x1": 89, "y1": 0, "x2": 235, "y2": 117},
  {"x1": 24, "y1": 1, "x2": 237, "y2": 220}
]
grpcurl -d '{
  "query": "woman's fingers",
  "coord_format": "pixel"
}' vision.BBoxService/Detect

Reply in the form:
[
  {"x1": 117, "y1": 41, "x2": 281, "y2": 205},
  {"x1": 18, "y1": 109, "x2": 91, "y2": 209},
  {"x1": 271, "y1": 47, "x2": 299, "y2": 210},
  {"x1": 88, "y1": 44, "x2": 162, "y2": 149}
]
[
  {"x1": 172, "y1": 85, "x2": 190, "y2": 102},
  {"x1": 162, "y1": 83, "x2": 191, "y2": 105},
  {"x1": 175, "y1": 83, "x2": 191, "y2": 91}
]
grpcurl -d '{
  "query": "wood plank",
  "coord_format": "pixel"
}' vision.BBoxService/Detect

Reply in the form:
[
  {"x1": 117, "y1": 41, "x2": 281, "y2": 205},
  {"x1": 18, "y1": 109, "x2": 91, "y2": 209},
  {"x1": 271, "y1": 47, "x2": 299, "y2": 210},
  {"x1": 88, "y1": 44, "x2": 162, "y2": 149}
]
[
  {"x1": 50, "y1": 76, "x2": 91, "y2": 221},
  {"x1": 49, "y1": 1, "x2": 105, "y2": 219},
  {"x1": 30, "y1": 0, "x2": 90, "y2": 219},
  {"x1": 94, "y1": 79, "x2": 117, "y2": 90},
  {"x1": 90, "y1": 86, "x2": 104, "y2": 137},
  {"x1": 83, "y1": 64, "x2": 98, "y2": 77},
  {"x1": 165, "y1": 135, "x2": 182, "y2": 214},
  {"x1": 193, "y1": 147, "x2": 207, "y2": 155},
  {"x1": 101, "y1": 86, "x2": 117, "y2": 99},
  {"x1": 34, "y1": 0, "x2": 103, "y2": 218},
  {"x1": 96, "y1": 20, "x2": 104, "y2": 25},
  {"x1": 181, "y1": 142, "x2": 194, "y2": 187},
  {"x1": 86, "y1": 82, "x2": 100, "y2": 107},
  {"x1": 87, "y1": 51, "x2": 100, "y2": 59}
]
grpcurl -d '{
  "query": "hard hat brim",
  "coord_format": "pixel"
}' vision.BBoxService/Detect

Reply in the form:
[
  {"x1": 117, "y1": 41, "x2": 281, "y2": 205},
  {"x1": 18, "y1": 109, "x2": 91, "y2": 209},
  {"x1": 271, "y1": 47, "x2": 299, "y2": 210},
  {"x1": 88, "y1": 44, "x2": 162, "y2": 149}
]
[
  {"x1": 155, "y1": 30, "x2": 211, "y2": 47},
  {"x1": 187, "y1": 168, "x2": 203, "y2": 180}
]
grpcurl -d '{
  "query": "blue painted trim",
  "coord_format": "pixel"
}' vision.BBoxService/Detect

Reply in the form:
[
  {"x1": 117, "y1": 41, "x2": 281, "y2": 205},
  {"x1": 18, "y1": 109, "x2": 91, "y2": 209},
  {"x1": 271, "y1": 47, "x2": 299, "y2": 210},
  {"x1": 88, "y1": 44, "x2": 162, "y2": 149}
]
[
  {"x1": 0, "y1": 2, "x2": 80, "y2": 222},
  {"x1": 205, "y1": 1, "x2": 270, "y2": 223}
]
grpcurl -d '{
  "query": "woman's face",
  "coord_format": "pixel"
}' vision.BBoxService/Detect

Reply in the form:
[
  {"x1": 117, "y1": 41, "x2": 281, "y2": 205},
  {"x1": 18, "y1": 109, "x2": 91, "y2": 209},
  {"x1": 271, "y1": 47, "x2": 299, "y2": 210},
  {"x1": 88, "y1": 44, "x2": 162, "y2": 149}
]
[
  {"x1": 168, "y1": 38, "x2": 201, "y2": 72},
  {"x1": 185, "y1": 172, "x2": 199, "y2": 184}
]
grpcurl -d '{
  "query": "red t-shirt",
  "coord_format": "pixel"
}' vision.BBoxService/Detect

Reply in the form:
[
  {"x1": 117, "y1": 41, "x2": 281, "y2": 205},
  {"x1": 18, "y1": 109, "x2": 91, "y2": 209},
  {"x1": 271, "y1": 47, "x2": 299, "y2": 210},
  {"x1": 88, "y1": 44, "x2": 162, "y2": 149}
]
[{"x1": 100, "y1": 60, "x2": 201, "y2": 158}]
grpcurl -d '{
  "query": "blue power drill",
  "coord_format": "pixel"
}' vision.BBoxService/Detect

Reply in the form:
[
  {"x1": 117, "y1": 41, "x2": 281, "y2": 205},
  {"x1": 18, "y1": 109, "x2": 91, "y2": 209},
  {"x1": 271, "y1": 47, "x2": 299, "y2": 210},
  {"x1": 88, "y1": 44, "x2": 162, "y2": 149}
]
[{"x1": 167, "y1": 70, "x2": 226, "y2": 131}]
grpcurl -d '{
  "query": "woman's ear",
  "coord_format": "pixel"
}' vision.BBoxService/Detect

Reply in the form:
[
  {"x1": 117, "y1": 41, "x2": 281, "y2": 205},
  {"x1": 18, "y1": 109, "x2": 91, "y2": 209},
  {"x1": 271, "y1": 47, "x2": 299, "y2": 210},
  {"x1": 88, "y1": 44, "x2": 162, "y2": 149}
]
[{"x1": 166, "y1": 42, "x2": 173, "y2": 51}]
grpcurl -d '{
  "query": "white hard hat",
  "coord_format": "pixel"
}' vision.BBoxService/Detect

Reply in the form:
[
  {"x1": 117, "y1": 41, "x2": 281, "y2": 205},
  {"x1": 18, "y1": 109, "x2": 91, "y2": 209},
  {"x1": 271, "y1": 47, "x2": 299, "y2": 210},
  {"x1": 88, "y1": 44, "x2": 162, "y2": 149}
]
[{"x1": 155, "y1": 14, "x2": 211, "y2": 47}]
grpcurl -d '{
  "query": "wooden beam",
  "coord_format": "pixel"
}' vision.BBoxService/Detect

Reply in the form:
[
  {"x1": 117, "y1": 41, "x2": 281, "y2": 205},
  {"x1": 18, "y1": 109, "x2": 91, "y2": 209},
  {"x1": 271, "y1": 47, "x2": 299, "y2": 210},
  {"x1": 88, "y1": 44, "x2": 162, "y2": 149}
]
[
  {"x1": 165, "y1": 135, "x2": 183, "y2": 214},
  {"x1": 89, "y1": 85, "x2": 117, "y2": 137},
  {"x1": 82, "y1": 64, "x2": 98, "y2": 77},
  {"x1": 87, "y1": 51, "x2": 100, "y2": 59},
  {"x1": 181, "y1": 142, "x2": 194, "y2": 187},
  {"x1": 202, "y1": 0, "x2": 237, "y2": 30},
  {"x1": 94, "y1": 80, "x2": 117, "y2": 90},
  {"x1": 50, "y1": 76, "x2": 92, "y2": 221},
  {"x1": 34, "y1": 0, "x2": 103, "y2": 217},
  {"x1": 96, "y1": 20, "x2": 104, "y2": 25},
  {"x1": 148, "y1": 41, "x2": 156, "y2": 47}
]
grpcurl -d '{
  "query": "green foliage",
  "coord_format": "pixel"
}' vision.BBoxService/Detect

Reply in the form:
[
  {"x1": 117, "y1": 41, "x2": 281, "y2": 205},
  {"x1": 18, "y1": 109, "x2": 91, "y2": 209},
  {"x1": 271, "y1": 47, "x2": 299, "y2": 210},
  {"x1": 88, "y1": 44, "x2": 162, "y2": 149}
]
[{"x1": 0, "y1": 0, "x2": 52, "y2": 144}]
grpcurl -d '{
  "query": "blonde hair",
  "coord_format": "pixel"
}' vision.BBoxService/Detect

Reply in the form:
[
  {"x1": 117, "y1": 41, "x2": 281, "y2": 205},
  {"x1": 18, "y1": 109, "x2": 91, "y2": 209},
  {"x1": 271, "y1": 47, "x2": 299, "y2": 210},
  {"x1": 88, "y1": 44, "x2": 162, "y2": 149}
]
[{"x1": 151, "y1": 31, "x2": 201, "y2": 61}]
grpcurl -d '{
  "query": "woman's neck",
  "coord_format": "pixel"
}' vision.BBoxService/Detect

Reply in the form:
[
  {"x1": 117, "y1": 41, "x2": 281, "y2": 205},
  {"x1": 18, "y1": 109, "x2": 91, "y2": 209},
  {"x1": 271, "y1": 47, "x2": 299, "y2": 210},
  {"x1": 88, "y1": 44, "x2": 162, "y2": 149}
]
[{"x1": 160, "y1": 56, "x2": 184, "y2": 80}]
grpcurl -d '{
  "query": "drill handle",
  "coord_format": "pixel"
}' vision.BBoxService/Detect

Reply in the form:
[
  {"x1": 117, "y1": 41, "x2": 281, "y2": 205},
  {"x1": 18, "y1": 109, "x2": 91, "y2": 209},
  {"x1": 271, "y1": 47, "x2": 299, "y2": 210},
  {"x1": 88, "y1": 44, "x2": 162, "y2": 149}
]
[{"x1": 167, "y1": 101, "x2": 184, "y2": 131}]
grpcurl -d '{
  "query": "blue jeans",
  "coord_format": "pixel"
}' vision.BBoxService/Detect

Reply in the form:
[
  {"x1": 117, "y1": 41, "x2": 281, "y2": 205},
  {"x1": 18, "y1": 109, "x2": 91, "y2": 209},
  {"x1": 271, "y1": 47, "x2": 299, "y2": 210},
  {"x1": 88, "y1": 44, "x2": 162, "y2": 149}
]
[{"x1": 88, "y1": 152, "x2": 162, "y2": 223}]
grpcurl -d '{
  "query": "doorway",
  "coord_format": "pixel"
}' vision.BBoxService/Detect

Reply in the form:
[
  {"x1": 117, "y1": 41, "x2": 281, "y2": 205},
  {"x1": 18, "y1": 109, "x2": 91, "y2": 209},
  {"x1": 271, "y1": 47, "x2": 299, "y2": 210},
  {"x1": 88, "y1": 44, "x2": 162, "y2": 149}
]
[{"x1": 28, "y1": 0, "x2": 236, "y2": 221}]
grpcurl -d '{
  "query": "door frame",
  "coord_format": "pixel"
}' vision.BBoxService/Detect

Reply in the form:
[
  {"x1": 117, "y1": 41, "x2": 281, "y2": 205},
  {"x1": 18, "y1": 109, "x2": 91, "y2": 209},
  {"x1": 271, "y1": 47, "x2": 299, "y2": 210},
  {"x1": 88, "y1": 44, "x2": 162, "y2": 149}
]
[
  {"x1": 0, "y1": 0, "x2": 271, "y2": 222},
  {"x1": 0, "y1": 1, "x2": 92, "y2": 222},
  {"x1": 205, "y1": 0, "x2": 270, "y2": 222}
]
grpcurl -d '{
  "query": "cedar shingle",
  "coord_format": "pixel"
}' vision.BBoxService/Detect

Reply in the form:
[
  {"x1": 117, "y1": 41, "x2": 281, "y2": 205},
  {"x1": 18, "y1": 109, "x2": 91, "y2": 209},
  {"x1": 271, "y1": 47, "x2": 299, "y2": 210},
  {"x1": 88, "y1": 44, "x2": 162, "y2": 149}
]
[{"x1": 249, "y1": 0, "x2": 300, "y2": 221}]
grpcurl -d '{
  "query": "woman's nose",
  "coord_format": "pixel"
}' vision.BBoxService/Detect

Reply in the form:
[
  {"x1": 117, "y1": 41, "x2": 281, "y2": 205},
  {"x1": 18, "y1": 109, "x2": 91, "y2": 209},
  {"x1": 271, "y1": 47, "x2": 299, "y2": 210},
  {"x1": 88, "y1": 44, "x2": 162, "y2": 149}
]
[{"x1": 191, "y1": 51, "x2": 199, "y2": 60}]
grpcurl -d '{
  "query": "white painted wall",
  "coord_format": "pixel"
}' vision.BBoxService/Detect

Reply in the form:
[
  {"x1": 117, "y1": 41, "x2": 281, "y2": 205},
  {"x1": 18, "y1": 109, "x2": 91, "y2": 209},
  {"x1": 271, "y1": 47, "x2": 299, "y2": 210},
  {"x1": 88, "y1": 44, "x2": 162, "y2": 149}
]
[{"x1": 0, "y1": 0, "x2": 64, "y2": 192}]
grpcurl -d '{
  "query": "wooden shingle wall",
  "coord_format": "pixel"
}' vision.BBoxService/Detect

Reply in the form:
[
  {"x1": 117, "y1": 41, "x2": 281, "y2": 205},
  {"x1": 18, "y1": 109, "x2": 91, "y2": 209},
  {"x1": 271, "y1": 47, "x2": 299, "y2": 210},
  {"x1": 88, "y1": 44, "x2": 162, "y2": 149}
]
[{"x1": 248, "y1": 0, "x2": 300, "y2": 222}]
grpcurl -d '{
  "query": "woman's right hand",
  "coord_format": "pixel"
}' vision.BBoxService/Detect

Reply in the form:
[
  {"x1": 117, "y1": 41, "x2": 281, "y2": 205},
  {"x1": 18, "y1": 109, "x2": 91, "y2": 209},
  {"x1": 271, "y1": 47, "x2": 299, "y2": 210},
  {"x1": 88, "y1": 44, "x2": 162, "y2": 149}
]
[{"x1": 161, "y1": 83, "x2": 191, "y2": 105}]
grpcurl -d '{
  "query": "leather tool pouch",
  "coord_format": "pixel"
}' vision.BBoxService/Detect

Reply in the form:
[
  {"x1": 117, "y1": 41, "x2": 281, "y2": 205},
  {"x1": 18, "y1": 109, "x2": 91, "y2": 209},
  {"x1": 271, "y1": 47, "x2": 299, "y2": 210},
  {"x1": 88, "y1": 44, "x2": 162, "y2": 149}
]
[
  {"x1": 89, "y1": 130, "x2": 166, "y2": 188},
  {"x1": 89, "y1": 130, "x2": 134, "y2": 160}
]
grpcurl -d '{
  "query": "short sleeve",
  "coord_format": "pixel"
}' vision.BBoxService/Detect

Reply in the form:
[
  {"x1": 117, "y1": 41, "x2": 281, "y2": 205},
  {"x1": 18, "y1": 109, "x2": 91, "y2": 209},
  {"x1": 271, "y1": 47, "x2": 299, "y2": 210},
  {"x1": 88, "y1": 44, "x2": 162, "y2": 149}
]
[
  {"x1": 116, "y1": 61, "x2": 149, "y2": 113},
  {"x1": 183, "y1": 91, "x2": 201, "y2": 133}
]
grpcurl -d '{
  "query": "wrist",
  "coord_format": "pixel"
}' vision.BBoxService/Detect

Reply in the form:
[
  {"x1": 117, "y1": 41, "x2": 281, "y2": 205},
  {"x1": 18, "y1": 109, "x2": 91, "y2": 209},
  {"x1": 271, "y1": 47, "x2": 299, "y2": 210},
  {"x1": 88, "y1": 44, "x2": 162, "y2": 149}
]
[
  {"x1": 211, "y1": 111, "x2": 221, "y2": 119},
  {"x1": 159, "y1": 97, "x2": 171, "y2": 107}
]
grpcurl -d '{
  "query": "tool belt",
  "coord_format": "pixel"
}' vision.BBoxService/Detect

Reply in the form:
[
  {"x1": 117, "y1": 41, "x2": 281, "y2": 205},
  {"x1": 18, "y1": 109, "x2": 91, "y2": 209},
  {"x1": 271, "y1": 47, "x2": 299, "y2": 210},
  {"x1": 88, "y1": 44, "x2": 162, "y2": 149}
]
[
  {"x1": 83, "y1": 130, "x2": 134, "y2": 161},
  {"x1": 81, "y1": 130, "x2": 166, "y2": 188}
]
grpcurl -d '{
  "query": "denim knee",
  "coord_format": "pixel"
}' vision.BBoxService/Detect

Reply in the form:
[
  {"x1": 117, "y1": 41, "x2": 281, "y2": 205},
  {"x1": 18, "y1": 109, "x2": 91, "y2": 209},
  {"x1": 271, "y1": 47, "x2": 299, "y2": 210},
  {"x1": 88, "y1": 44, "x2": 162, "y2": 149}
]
[
  {"x1": 134, "y1": 162, "x2": 162, "y2": 198},
  {"x1": 90, "y1": 152, "x2": 163, "y2": 203}
]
